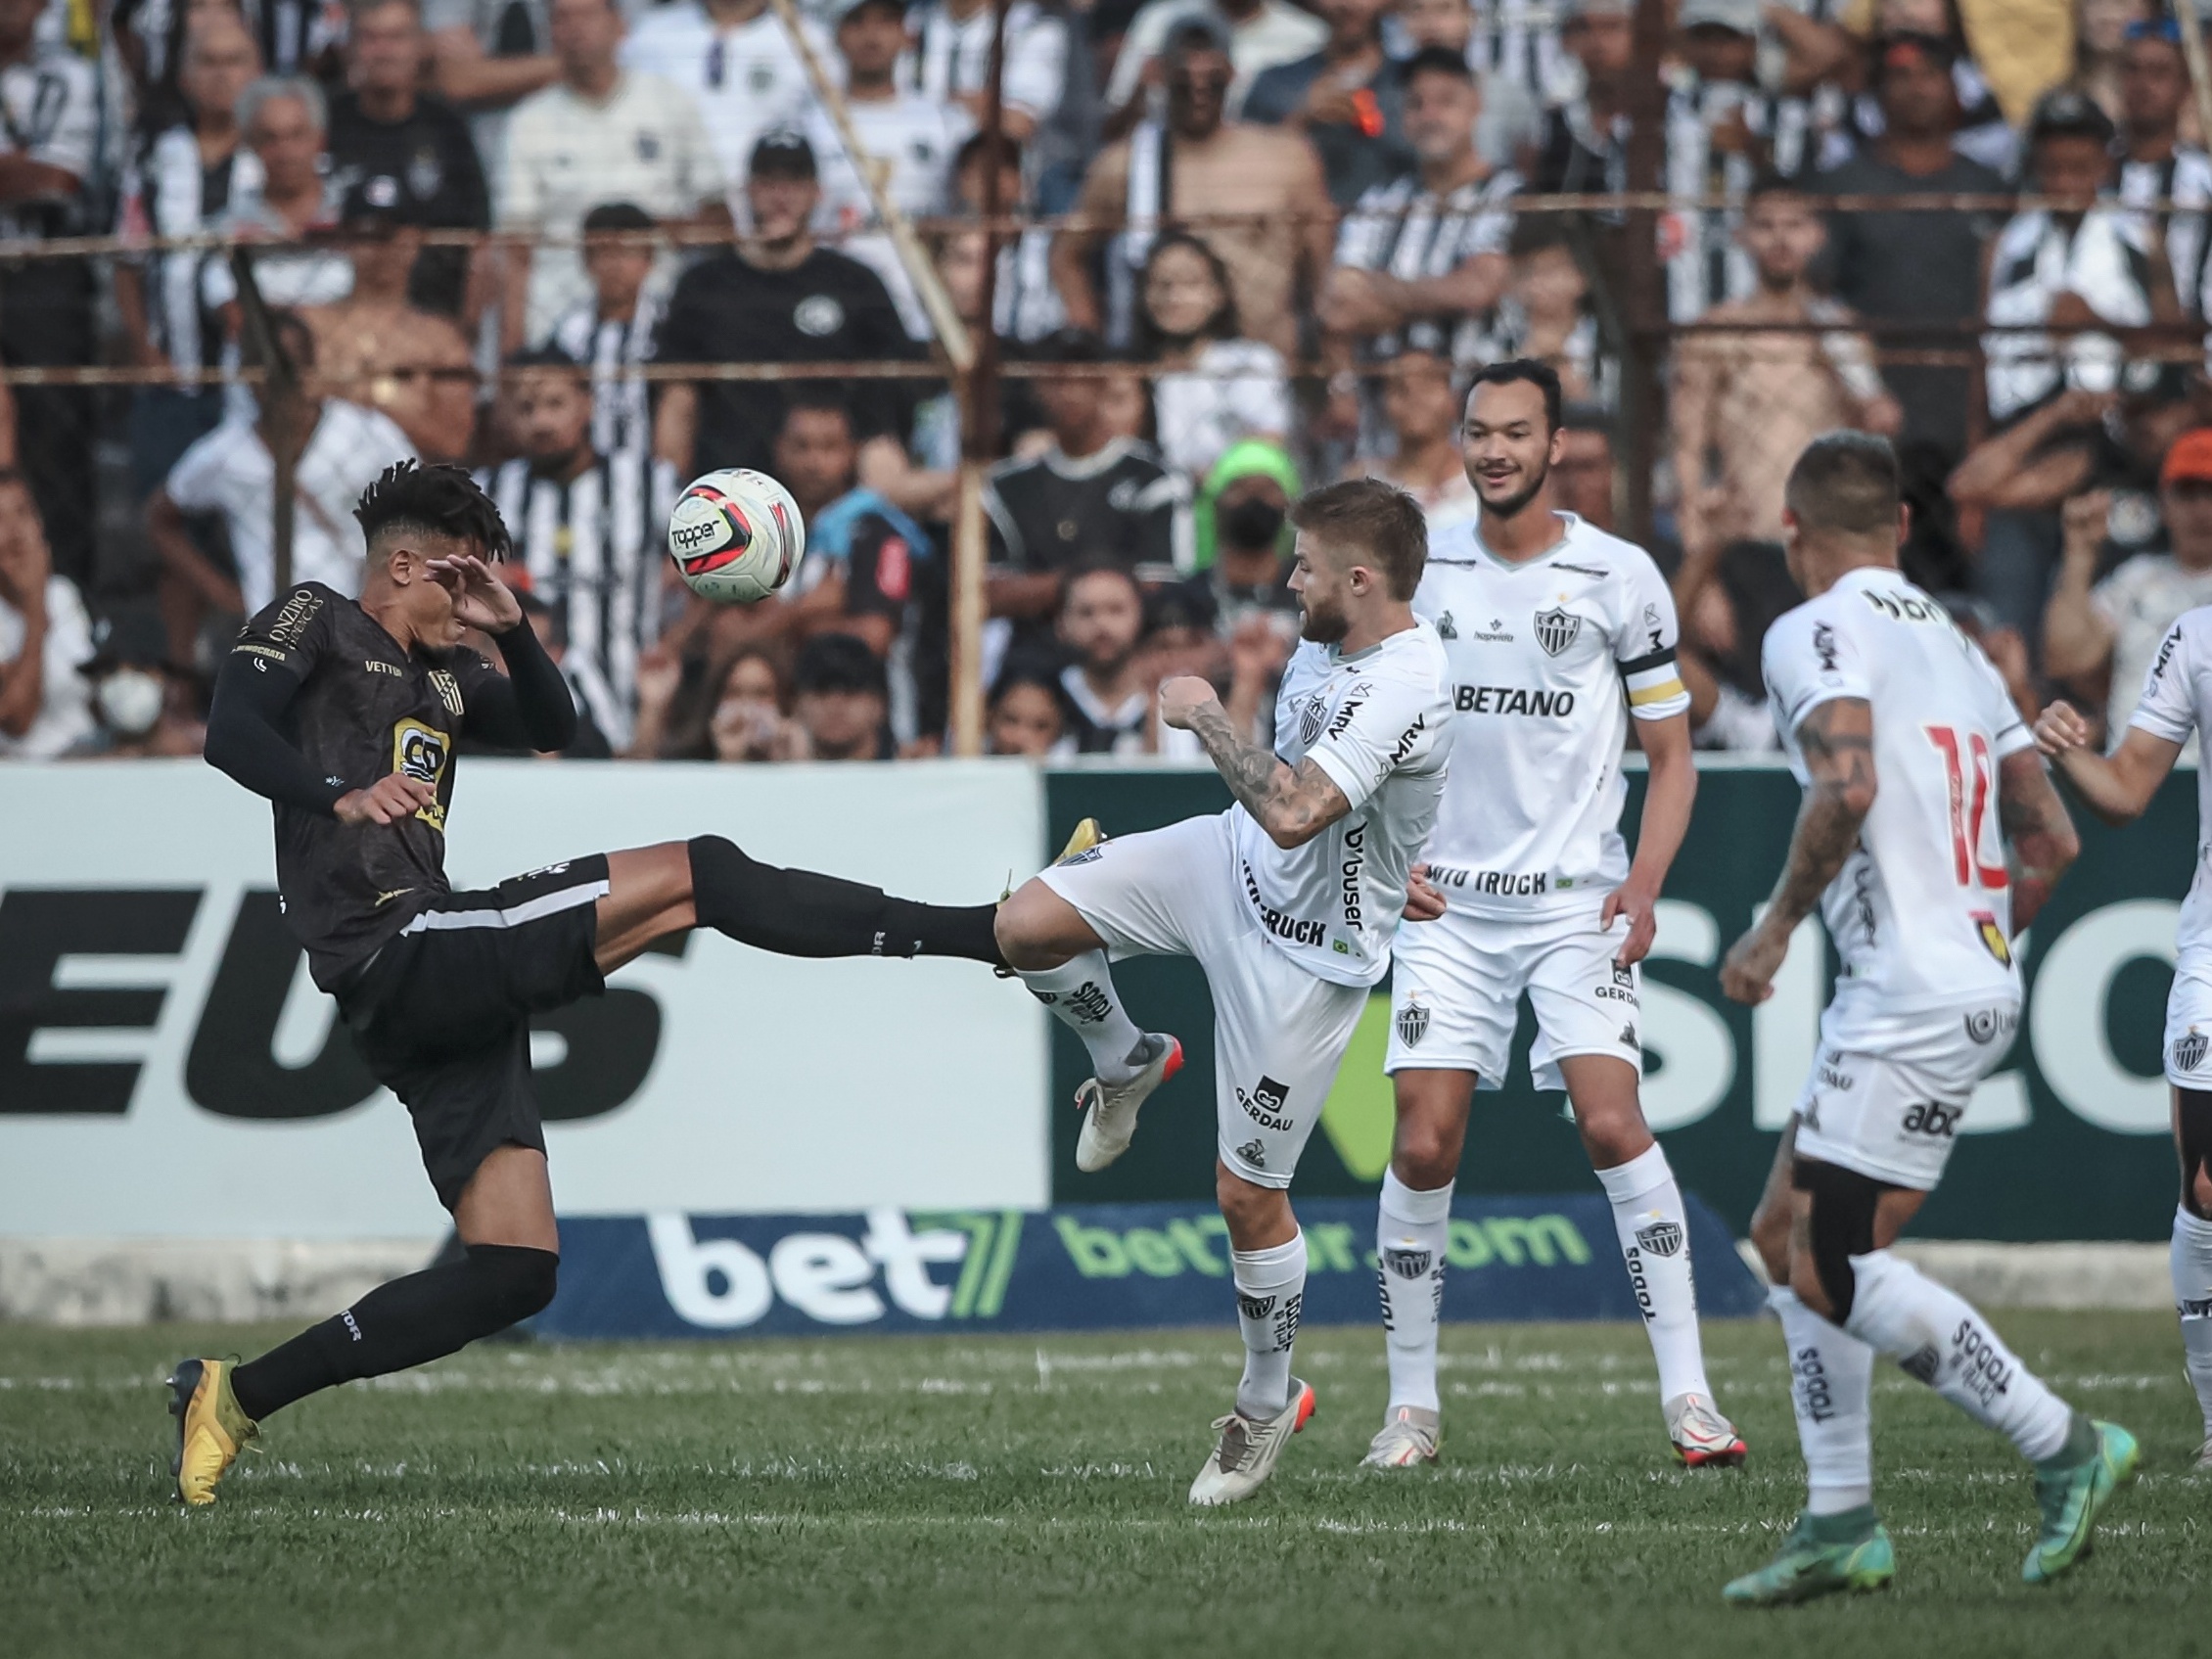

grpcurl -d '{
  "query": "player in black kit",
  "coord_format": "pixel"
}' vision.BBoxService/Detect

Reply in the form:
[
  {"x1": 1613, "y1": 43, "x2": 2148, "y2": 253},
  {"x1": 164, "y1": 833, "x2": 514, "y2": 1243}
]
[{"x1": 169, "y1": 462, "x2": 1006, "y2": 1504}]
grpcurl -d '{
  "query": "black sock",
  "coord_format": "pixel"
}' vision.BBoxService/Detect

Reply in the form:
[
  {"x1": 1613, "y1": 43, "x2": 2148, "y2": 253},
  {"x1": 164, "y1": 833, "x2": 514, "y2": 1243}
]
[
  {"x1": 229, "y1": 1244, "x2": 558, "y2": 1421},
  {"x1": 689, "y1": 835, "x2": 1005, "y2": 965}
]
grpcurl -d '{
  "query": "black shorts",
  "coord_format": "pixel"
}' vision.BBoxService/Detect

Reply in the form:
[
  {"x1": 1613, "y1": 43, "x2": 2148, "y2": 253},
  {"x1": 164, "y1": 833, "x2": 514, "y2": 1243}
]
[{"x1": 341, "y1": 856, "x2": 610, "y2": 1211}]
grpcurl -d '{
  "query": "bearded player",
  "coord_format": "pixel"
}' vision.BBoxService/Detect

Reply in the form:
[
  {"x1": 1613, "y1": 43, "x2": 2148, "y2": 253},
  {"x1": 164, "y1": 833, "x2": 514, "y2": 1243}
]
[
  {"x1": 168, "y1": 462, "x2": 1008, "y2": 1506},
  {"x1": 1720, "y1": 433, "x2": 2132, "y2": 1605},
  {"x1": 1361, "y1": 359, "x2": 1744, "y2": 1472},
  {"x1": 2034, "y1": 632, "x2": 2212, "y2": 1474},
  {"x1": 995, "y1": 478, "x2": 1454, "y2": 1505}
]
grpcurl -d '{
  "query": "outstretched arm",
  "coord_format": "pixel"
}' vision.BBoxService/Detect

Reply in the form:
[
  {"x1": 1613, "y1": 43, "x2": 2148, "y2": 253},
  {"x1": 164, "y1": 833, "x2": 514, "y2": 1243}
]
[
  {"x1": 1720, "y1": 696, "x2": 1875, "y2": 1002},
  {"x1": 2034, "y1": 700, "x2": 2182, "y2": 826},
  {"x1": 1996, "y1": 746, "x2": 2080, "y2": 932},
  {"x1": 1161, "y1": 674, "x2": 1350, "y2": 851}
]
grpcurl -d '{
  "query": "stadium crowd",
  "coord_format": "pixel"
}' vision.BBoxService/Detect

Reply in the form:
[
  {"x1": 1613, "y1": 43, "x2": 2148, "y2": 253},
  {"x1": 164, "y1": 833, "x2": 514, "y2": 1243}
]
[{"x1": 4, "y1": 0, "x2": 2212, "y2": 762}]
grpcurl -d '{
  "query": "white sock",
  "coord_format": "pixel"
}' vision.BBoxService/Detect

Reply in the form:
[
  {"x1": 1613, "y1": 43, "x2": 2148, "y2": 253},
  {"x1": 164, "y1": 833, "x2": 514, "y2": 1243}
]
[
  {"x1": 2173, "y1": 1206, "x2": 2212, "y2": 1441},
  {"x1": 1772, "y1": 1285, "x2": 1876, "y2": 1514},
  {"x1": 1595, "y1": 1143, "x2": 1710, "y2": 1403},
  {"x1": 1843, "y1": 1250, "x2": 2074, "y2": 1462},
  {"x1": 1377, "y1": 1172, "x2": 1452, "y2": 1413},
  {"x1": 1231, "y1": 1231, "x2": 1307, "y2": 1418},
  {"x1": 1016, "y1": 951, "x2": 1147, "y2": 1083}
]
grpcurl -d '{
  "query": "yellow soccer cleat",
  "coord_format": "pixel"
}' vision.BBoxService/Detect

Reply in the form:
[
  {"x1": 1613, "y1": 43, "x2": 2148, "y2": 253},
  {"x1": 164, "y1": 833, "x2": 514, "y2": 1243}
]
[
  {"x1": 168, "y1": 1358, "x2": 257, "y2": 1506},
  {"x1": 1054, "y1": 817, "x2": 1107, "y2": 864}
]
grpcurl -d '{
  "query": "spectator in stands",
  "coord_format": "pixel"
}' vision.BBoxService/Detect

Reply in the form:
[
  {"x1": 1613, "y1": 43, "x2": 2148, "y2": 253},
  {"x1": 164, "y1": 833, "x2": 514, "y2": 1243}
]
[
  {"x1": 1346, "y1": 347, "x2": 1479, "y2": 533},
  {"x1": 1816, "y1": 32, "x2": 2005, "y2": 471},
  {"x1": 1243, "y1": 0, "x2": 1413, "y2": 208},
  {"x1": 313, "y1": 188, "x2": 477, "y2": 460},
  {"x1": 791, "y1": 629, "x2": 895, "y2": 760},
  {"x1": 1675, "y1": 536, "x2": 1798, "y2": 752},
  {"x1": 1054, "y1": 17, "x2": 1333, "y2": 359},
  {"x1": 147, "y1": 310, "x2": 417, "y2": 662},
  {"x1": 1985, "y1": 88, "x2": 2171, "y2": 432},
  {"x1": 1102, "y1": 0, "x2": 1326, "y2": 135},
  {"x1": 804, "y1": 0, "x2": 964, "y2": 342},
  {"x1": 983, "y1": 330, "x2": 1179, "y2": 626},
  {"x1": 622, "y1": 0, "x2": 826, "y2": 211},
  {"x1": 653, "y1": 130, "x2": 914, "y2": 479},
  {"x1": 906, "y1": 0, "x2": 1067, "y2": 147},
  {"x1": 987, "y1": 664, "x2": 1069, "y2": 755},
  {"x1": 1486, "y1": 214, "x2": 1606, "y2": 404},
  {"x1": 1412, "y1": 0, "x2": 1549, "y2": 167},
  {"x1": 116, "y1": 9, "x2": 262, "y2": 508},
  {"x1": 202, "y1": 75, "x2": 353, "y2": 345},
  {"x1": 546, "y1": 202, "x2": 662, "y2": 475},
  {"x1": 951, "y1": 131, "x2": 1064, "y2": 345},
  {"x1": 1556, "y1": 403, "x2": 1624, "y2": 535},
  {"x1": 2075, "y1": 0, "x2": 2144, "y2": 123},
  {"x1": 1185, "y1": 438, "x2": 1300, "y2": 619},
  {"x1": 2046, "y1": 426, "x2": 2212, "y2": 750},
  {"x1": 479, "y1": 348, "x2": 668, "y2": 749},
  {"x1": 631, "y1": 640, "x2": 804, "y2": 760},
  {"x1": 428, "y1": 0, "x2": 558, "y2": 118},
  {"x1": 1665, "y1": 0, "x2": 1798, "y2": 324},
  {"x1": 0, "y1": 0, "x2": 102, "y2": 586},
  {"x1": 1324, "y1": 46, "x2": 1514, "y2": 428},
  {"x1": 499, "y1": 0, "x2": 725, "y2": 346},
  {"x1": 65, "y1": 612, "x2": 208, "y2": 760},
  {"x1": 1052, "y1": 562, "x2": 1153, "y2": 755},
  {"x1": 1132, "y1": 229, "x2": 1290, "y2": 482},
  {"x1": 1531, "y1": 0, "x2": 1632, "y2": 197},
  {"x1": 0, "y1": 468, "x2": 93, "y2": 760},
  {"x1": 2116, "y1": 18, "x2": 2212, "y2": 320},
  {"x1": 1672, "y1": 174, "x2": 1899, "y2": 555},
  {"x1": 776, "y1": 397, "x2": 943, "y2": 748},
  {"x1": 328, "y1": 0, "x2": 489, "y2": 320}
]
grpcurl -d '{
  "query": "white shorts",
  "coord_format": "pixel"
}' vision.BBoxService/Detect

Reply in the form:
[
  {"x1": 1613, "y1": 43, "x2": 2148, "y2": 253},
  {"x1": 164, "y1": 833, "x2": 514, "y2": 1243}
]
[
  {"x1": 1037, "y1": 813, "x2": 1368, "y2": 1190},
  {"x1": 1793, "y1": 1000, "x2": 2021, "y2": 1190},
  {"x1": 2165, "y1": 961, "x2": 2212, "y2": 1088},
  {"x1": 1384, "y1": 906, "x2": 1642, "y2": 1091}
]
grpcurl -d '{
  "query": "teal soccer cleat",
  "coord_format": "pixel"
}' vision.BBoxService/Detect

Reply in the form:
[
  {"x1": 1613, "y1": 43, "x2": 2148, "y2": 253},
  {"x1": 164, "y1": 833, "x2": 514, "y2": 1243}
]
[
  {"x1": 1724, "y1": 1509, "x2": 1895, "y2": 1607},
  {"x1": 2023, "y1": 1419, "x2": 2140, "y2": 1586}
]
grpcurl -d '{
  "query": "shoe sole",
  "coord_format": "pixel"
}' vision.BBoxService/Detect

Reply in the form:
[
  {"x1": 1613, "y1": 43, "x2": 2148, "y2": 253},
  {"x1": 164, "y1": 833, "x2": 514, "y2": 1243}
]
[
  {"x1": 1677, "y1": 1439, "x2": 1749, "y2": 1469},
  {"x1": 1733, "y1": 1565, "x2": 1894, "y2": 1607},
  {"x1": 2026, "y1": 1426, "x2": 2141, "y2": 1585},
  {"x1": 1075, "y1": 1038, "x2": 1183, "y2": 1174}
]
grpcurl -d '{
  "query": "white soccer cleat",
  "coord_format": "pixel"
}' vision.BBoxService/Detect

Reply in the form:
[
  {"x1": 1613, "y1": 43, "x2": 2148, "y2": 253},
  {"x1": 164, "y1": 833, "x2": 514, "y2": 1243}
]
[
  {"x1": 2193, "y1": 1436, "x2": 2212, "y2": 1475},
  {"x1": 1074, "y1": 1034, "x2": 1183, "y2": 1173},
  {"x1": 1667, "y1": 1392, "x2": 1748, "y2": 1468},
  {"x1": 1189, "y1": 1379, "x2": 1317, "y2": 1506},
  {"x1": 1359, "y1": 1405, "x2": 1441, "y2": 1469}
]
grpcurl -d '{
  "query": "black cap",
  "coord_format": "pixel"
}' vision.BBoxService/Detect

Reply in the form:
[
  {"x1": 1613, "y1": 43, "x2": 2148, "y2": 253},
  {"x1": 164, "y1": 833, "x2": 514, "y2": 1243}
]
[
  {"x1": 2028, "y1": 86, "x2": 2116, "y2": 146},
  {"x1": 1164, "y1": 13, "x2": 1232, "y2": 55},
  {"x1": 750, "y1": 128, "x2": 818, "y2": 179},
  {"x1": 78, "y1": 609, "x2": 182, "y2": 677},
  {"x1": 793, "y1": 632, "x2": 889, "y2": 697},
  {"x1": 581, "y1": 200, "x2": 656, "y2": 235}
]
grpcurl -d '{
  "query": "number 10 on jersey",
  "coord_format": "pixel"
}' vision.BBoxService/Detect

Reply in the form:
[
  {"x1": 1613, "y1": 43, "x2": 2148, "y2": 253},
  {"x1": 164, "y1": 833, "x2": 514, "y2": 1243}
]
[{"x1": 1924, "y1": 723, "x2": 2008, "y2": 891}]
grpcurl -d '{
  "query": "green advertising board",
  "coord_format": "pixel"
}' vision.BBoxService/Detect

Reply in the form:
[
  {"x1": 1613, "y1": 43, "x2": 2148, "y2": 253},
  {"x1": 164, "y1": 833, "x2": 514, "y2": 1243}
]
[{"x1": 1042, "y1": 761, "x2": 2196, "y2": 1240}]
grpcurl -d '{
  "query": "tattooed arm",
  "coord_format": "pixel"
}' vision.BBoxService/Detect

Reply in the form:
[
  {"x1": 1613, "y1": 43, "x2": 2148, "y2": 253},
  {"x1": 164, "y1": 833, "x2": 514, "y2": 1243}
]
[
  {"x1": 1720, "y1": 697, "x2": 1876, "y2": 1004},
  {"x1": 1161, "y1": 675, "x2": 1352, "y2": 850},
  {"x1": 1995, "y1": 747, "x2": 2081, "y2": 931}
]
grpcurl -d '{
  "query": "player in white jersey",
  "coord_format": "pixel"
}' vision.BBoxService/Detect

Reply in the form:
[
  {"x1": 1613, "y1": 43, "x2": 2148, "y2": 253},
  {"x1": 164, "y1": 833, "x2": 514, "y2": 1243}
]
[
  {"x1": 1365, "y1": 358, "x2": 1745, "y2": 1472},
  {"x1": 2034, "y1": 614, "x2": 2212, "y2": 1473},
  {"x1": 995, "y1": 480, "x2": 1455, "y2": 1506},
  {"x1": 1719, "y1": 433, "x2": 2136, "y2": 1606}
]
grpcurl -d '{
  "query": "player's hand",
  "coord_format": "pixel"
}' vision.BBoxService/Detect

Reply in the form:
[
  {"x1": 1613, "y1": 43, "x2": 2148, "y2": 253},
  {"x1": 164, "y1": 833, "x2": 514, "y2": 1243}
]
[
  {"x1": 1720, "y1": 920, "x2": 1791, "y2": 1005},
  {"x1": 429, "y1": 552, "x2": 524, "y2": 634},
  {"x1": 2034, "y1": 699, "x2": 2095, "y2": 758},
  {"x1": 1403, "y1": 863, "x2": 1447, "y2": 922},
  {"x1": 1158, "y1": 674, "x2": 1220, "y2": 731},
  {"x1": 334, "y1": 772, "x2": 437, "y2": 826},
  {"x1": 1601, "y1": 875, "x2": 1660, "y2": 966}
]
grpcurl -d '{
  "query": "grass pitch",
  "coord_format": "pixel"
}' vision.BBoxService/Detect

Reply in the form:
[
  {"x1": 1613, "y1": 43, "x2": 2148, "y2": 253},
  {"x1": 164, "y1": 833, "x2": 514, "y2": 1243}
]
[{"x1": 2, "y1": 1313, "x2": 2203, "y2": 1659}]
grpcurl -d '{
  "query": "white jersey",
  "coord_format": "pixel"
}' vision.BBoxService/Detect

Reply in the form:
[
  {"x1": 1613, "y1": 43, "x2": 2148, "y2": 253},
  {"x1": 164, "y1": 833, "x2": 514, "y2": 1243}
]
[
  {"x1": 1412, "y1": 513, "x2": 1688, "y2": 919},
  {"x1": 1763, "y1": 567, "x2": 2032, "y2": 1040},
  {"x1": 1233, "y1": 620, "x2": 1455, "y2": 988},
  {"x1": 2125, "y1": 605, "x2": 2212, "y2": 968}
]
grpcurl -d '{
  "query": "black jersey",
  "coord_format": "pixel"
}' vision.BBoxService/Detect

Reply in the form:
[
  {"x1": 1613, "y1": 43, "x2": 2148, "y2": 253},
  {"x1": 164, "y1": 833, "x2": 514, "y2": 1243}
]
[{"x1": 229, "y1": 582, "x2": 519, "y2": 991}]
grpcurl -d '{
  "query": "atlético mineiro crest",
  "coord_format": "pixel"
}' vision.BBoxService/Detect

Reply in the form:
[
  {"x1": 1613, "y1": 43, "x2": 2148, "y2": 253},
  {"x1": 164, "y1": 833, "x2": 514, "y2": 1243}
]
[
  {"x1": 1634, "y1": 1220, "x2": 1683, "y2": 1258},
  {"x1": 2175, "y1": 1029, "x2": 2209, "y2": 1073},
  {"x1": 1396, "y1": 1001, "x2": 1429, "y2": 1048},
  {"x1": 1299, "y1": 693, "x2": 1327, "y2": 746},
  {"x1": 1534, "y1": 607, "x2": 1581, "y2": 657}
]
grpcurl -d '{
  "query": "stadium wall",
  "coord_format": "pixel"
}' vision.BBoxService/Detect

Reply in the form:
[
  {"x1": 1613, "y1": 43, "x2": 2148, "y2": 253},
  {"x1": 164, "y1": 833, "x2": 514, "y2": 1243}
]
[{"x1": 0, "y1": 759, "x2": 2191, "y2": 1319}]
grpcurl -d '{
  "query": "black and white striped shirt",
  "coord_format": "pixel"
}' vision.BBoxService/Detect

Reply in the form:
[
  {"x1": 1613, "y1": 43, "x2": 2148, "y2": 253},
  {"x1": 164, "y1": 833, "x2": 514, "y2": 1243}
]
[
  {"x1": 2119, "y1": 149, "x2": 2212, "y2": 318},
  {"x1": 545, "y1": 291, "x2": 664, "y2": 469},
  {"x1": 480, "y1": 449, "x2": 679, "y2": 749},
  {"x1": 1334, "y1": 166, "x2": 1520, "y2": 365},
  {"x1": 1664, "y1": 81, "x2": 1810, "y2": 323}
]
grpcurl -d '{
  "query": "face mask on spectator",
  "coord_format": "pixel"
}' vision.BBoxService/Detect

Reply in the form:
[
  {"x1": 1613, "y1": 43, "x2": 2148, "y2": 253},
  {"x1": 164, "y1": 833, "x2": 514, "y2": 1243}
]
[
  {"x1": 96, "y1": 669, "x2": 166, "y2": 738},
  {"x1": 1221, "y1": 497, "x2": 1287, "y2": 550}
]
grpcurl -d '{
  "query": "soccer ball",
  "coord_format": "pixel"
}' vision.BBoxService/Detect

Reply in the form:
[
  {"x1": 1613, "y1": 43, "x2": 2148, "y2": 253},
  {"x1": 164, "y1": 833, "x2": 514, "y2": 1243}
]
[{"x1": 666, "y1": 469, "x2": 806, "y2": 604}]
